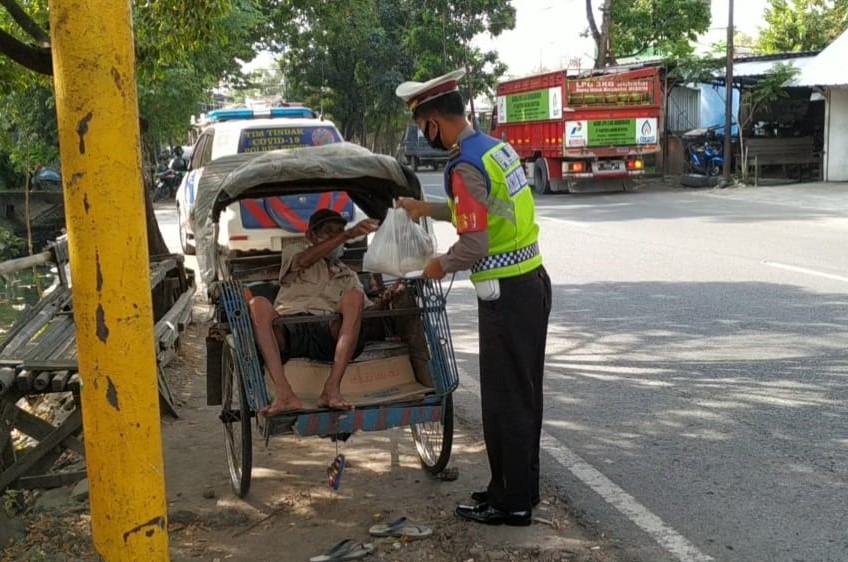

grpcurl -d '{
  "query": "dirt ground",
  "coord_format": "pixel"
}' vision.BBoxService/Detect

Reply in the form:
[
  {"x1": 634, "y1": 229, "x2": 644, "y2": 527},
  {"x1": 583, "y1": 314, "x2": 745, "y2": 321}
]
[{"x1": 2, "y1": 300, "x2": 617, "y2": 562}]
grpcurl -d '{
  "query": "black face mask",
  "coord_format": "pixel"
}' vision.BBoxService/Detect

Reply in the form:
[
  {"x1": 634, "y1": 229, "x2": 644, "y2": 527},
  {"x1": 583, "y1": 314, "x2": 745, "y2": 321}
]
[{"x1": 425, "y1": 120, "x2": 447, "y2": 151}]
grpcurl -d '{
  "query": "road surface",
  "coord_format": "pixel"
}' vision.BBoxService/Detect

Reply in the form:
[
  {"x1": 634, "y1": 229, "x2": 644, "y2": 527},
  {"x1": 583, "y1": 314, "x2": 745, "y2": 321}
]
[{"x1": 157, "y1": 177, "x2": 848, "y2": 562}]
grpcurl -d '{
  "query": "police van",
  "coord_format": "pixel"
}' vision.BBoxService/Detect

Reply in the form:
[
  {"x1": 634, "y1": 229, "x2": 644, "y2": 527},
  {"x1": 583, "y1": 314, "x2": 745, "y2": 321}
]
[{"x1": 176, "y1": 107, "x2": 362, "y2": 256}]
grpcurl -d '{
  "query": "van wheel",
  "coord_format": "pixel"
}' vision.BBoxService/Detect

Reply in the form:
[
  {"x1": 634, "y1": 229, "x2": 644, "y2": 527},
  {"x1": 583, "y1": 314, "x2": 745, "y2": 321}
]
[
  {"x1": 412, "y1": 157, "x2": 419, "y2": 172},
  {"x1": 178, "y1": 212, "x2": 195, "y2": 255},
  {"x1": 533, "y1": 159, "x2": 551, "y2": 195}
]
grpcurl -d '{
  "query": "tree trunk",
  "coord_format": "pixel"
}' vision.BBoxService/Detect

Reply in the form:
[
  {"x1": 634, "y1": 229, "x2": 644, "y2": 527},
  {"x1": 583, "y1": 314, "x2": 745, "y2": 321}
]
[
  {"x1": 138, "y1": 118, "x2": 169, "y2": 257},
  {"x1": 371, "y1": 121, "x2": 381, "y2": 153},
  {"x1": 586, "y1": 0, "x2": 602, "y2": 50},
  {"x1": 597, "y1": 0, "x2": 614, "y2": 68},
  {"x1": 0, "y1": 27, "x2": 52, "y2": 74},
  {"x1": 588, "y1": 0, "x2": 615, "y2": 68},
  {"x1": 143, "y1": 175, "x2": 170, "y2": 257}
]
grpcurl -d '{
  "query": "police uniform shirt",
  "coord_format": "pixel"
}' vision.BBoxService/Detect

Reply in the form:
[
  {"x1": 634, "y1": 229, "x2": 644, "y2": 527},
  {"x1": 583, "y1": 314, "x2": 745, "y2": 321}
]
[{"x1": 432, "y1": 125, "x2": 491, "y2": 273}]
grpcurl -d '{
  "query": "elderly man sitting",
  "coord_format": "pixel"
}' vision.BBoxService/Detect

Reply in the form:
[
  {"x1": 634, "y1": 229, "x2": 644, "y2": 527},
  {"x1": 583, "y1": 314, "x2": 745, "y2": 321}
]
[{"x1": 249, "y1": 208, "x2": 392, "y2": 415}]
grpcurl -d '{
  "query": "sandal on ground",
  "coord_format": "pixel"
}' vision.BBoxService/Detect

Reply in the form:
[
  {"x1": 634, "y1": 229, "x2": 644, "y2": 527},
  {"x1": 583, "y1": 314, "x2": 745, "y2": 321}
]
[
  {"x1": 368, "y1": 516, "x2": 433, "y2": 539},
  {"x1": 327, "y1": 454, "x2": 346, "y2": 491},
  {"x1": 308, "y1": 539, "x2": 374, "y2": 562}
]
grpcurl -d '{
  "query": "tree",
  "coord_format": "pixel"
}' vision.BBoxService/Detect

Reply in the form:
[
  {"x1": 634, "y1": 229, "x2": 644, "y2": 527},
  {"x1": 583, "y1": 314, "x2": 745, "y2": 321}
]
[
  {"x1": 0, "y1": 77, "x2": 59, "y2": 186},
  {"x1": 281, "y1": 0, "x2": 514, "y2": 153},
  {"x1": 585, "y1": 0, "x2": 712, "y2": 68},
  {"x1": 757, "y1": 0, "x2": 848, "y2": 53},
  {"x1": 737, "y1": 63, "x2": 800, "y2": 180},
  {"x1": 734, "y1": 32, "x2": 759, "y2": 57},
  {"x1": 0, "y1": 0, "x2": 281, "y2": 256}
]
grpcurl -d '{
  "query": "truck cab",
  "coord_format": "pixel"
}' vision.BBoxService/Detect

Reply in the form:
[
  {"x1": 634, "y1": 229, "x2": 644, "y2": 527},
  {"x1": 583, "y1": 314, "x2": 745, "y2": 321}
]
[{"x1": 398, "y1": 122, "x2": 450, "y2": 171}]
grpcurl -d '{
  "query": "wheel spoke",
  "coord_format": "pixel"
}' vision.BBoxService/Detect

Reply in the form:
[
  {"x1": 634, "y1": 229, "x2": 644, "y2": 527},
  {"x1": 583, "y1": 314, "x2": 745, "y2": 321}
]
[
  {"x1": 411, "y1": 396, "x2": 453, "y2": 474},
  {"x1": 222, "y1": 344, "x2": 252, "y2": 495},
  {"x1": 413, "y1": 422, "x2": 444, "y2": 465}
]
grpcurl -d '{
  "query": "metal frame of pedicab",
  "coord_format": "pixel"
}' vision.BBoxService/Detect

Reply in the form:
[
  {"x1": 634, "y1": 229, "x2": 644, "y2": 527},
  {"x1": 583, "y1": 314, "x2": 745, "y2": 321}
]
[{"x1": 196, "y1": 144, "x2": 459, "y2": 497}]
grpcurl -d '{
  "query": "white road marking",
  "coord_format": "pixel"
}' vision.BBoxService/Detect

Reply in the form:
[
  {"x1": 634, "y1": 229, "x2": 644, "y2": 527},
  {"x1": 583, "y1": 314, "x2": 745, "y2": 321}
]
[
  {"x1": 456, "y1": 375, "x2": 714, "y2": 562},
  {"x1": 762, "y1": 261, "x2": 848, "y2": 284},
  {"x1": 537, "y1": 215, "x2": 588, "y2": 228}
]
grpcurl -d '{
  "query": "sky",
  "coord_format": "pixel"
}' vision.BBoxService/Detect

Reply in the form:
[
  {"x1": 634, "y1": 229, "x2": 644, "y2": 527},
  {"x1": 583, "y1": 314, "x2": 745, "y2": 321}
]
[
  {"x1": 473, "y1": 0, "x2": 770, "y2": 78},
  {"x1": 244, "y1": 0, "x2": 771, "y2": 78}
]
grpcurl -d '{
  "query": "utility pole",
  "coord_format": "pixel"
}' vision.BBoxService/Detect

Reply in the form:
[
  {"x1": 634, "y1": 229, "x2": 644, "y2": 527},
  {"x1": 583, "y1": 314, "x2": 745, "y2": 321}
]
[
  {"x1": 723, "y1": 0, "x2": 735, "y2": 183},
  {"x1": 49, "y1": 0, "x2": 170, "y2": 559},
  {"x1": 466, "y1": 66, "x2": 478, "y2": 131}
]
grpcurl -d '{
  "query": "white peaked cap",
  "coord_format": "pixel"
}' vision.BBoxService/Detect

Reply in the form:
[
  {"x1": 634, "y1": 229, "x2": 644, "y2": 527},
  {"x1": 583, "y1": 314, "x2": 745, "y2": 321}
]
[{"x1": 396, "y1": 68, "x2": 467, "y2": 111}]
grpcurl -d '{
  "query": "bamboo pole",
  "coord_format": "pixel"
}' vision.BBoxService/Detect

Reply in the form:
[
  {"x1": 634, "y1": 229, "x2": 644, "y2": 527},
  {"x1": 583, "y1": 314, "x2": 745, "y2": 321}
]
[{"x1": 0, "y1": 251, "x2": 53, "y2": 277}]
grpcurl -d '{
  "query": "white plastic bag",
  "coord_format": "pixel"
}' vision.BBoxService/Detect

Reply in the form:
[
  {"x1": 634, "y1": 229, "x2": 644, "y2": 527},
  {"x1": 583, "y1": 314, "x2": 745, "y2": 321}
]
[{"x1": 363, "y1": 207, "x2": 435, "y2": 276}]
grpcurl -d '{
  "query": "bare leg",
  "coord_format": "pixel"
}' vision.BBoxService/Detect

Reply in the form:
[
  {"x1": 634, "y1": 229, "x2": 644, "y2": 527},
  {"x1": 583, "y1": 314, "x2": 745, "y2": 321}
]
[
  {"x1": 249, "y1": 296, "x2": 303, "y2": 415},
  {"x1": 319, "y1": 289, "x2": 364, "y2": 410}
]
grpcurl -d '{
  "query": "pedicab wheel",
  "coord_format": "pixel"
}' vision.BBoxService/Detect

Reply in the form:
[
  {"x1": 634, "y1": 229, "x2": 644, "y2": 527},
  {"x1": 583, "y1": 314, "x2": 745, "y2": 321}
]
[
  {"x1": 222, "y1": 341, "x2": 253, "y2": 497},
  {"x1": 411, "y1": 394, "x2": 454, "y2": 474}
]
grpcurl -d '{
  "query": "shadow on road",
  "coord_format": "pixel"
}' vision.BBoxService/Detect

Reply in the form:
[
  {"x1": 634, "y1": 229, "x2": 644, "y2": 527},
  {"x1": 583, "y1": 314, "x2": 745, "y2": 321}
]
[
  {"x1": 445, "y1": 279, "x2": 848, "y2": 560},
  {"x1": 449, "y1": 279, "x2": 848, "y2": 448},
  {"x1": 531, "y1": 188, "x2": 844, "y2": 225}
]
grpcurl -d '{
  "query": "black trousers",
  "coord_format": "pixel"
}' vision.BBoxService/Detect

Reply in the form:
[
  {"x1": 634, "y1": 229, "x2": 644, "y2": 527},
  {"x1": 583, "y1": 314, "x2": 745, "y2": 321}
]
[{"x1": 478, "y1": 266, "x2": 552, "y2": 512}]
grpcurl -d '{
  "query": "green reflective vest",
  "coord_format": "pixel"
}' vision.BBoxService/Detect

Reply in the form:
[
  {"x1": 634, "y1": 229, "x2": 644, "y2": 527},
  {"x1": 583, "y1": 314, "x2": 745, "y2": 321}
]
[{"x1": 444, "y1": 131, "x2": 542, "y2": 282}]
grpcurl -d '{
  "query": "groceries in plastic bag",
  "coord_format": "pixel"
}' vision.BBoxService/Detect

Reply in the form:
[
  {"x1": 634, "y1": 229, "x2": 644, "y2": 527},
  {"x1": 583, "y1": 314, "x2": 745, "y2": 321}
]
[{"x1": 363, "y1": 207, "x2": 435, "y2": 276}]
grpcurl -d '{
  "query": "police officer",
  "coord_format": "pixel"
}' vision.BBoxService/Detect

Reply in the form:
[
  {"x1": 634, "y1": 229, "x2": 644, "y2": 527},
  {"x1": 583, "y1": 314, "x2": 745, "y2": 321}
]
[{"x1": 396, "y1": 69, "x2": 552, "y2": 526}]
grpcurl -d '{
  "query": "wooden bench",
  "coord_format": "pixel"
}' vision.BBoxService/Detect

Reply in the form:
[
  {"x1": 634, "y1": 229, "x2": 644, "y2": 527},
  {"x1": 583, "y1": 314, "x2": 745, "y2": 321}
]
[
  {"x1": 745, "y1": 136, "x2": 822, "y2": 185},
  {"x1": 0, "y1": 255, "x2": 195, "y2": 492}
]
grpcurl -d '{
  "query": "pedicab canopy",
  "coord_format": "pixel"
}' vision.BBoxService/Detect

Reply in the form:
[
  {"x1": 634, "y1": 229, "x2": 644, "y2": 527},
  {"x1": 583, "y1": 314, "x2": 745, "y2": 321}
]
[{"x1": 193, "y1": 142, "x2": 423, "y2": 285}]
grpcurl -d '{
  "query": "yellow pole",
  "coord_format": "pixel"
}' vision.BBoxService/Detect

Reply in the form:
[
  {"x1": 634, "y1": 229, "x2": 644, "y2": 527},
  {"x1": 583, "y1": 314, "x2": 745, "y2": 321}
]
[{"x1": 48, "y1": 1, "x2": 169, "y2": 560}]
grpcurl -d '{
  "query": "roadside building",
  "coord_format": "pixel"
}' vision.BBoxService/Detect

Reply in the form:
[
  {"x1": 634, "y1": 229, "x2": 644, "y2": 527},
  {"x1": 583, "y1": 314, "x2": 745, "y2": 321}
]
[{"x1": 793, "y1": 30, "x2": 848, "y2": 181}]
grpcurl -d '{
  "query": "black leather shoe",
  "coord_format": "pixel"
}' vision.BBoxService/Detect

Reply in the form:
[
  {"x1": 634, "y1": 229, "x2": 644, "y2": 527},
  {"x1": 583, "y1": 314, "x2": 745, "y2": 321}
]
[
  {"x1": 456, "y1": 502, "x2": 532, "y2": 526},
  {"x1": 470, "y1": 490, "x2": 540, "y2": 507}
]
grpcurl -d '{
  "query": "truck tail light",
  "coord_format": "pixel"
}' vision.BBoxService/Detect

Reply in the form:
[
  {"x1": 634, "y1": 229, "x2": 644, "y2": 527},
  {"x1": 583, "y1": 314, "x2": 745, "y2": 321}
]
[
  {"x1": 569, "y1": 162, "x2": 585, "y2": 173},
  {"x1": 229, "y1": 235, "x2": 249, "y2": 241},
  {"x1": 627, "y1": 159, "x2": 644, "y2": 170}
]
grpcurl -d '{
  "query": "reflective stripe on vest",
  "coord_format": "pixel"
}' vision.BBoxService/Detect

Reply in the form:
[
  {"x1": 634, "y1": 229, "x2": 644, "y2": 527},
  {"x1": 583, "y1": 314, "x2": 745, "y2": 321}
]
[{"x1": 445, "y1": 132, "x2": 542, "y2": 282}]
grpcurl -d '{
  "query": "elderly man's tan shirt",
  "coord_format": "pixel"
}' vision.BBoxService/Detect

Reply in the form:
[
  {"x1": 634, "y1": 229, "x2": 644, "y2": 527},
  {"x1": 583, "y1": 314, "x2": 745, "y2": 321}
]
[{"x1": 272, "y1": 242, "x2": 369, "y2": 316}]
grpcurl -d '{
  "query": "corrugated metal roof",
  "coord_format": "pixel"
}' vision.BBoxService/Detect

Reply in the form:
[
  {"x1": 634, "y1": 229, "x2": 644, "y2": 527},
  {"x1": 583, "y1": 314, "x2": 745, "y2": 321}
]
[
  {"x1": 702, "y1": 52, "x2": 820, "y2": 85},
  {"x1": 794, "y1": 30, "x2": 848, "y2": 87},
  {"x1": 733, "y1": 56, "x2": 817, "y2": 79}
]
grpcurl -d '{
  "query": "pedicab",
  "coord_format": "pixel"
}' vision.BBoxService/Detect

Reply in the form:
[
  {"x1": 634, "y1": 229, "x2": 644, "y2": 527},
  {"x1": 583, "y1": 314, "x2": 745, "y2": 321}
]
[{"x1": 193, "y1": 142, "x2": 459, "y2": 497}]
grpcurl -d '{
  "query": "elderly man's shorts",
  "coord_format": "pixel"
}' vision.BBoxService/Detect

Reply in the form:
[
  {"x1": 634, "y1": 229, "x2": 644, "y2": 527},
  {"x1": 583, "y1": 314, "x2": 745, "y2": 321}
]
[{"x1": 276, "y1": 318, "x2": 367, "y2": 364}]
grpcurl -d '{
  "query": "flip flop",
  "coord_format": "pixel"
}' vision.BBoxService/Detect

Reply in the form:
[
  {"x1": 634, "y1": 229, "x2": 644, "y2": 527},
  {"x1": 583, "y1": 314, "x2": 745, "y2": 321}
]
[
  {"x1": 308, "y1": 539, "x2": 374, "y2": 562},
  {"x1": 327, "y1": 454, "x2": 346, "y2": 491},
  {"x1": 368, "y1": 516, "x2": 433, "y2": 539}
]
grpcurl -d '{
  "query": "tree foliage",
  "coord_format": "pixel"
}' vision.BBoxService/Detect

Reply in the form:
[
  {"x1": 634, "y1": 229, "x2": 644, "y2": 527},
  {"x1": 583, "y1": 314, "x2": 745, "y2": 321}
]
[
  {"x1": 281, "y1": 0, "x2": 515, "y2": 152},
  {"x1": 585, "y1": 0, "x2": 712, "y2": 68},
  {"x1": 757, "y1": 0, "x2": 848, "y2": 53},
  {"x1": 0, "y1": 0, "x2": 280, "y2": 166},
  {"x1": 744, "y1": 62, "x2": 801, "y2": 122},
  {"x1": 666, "y1": 52, "x2": 723, "y2": 85},
  {"x1": 0, "y1": 0, "x2": 289, "y2": 255}
]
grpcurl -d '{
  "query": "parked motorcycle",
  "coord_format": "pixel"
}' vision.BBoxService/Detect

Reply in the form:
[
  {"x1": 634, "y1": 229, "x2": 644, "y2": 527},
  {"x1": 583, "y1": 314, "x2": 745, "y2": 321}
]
[
  {"x1": 152, "y1": 146, "x2": 188, "y2": 201},
  {"x1": 153, "y1": 167, "x2": 183, "y2": 202},
  {"x1": 683, "y1": 126, "x2": 726, "y2": 177},
  {"x1": 685, "y1": 139, "x2": 724, "y2": 177}
]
